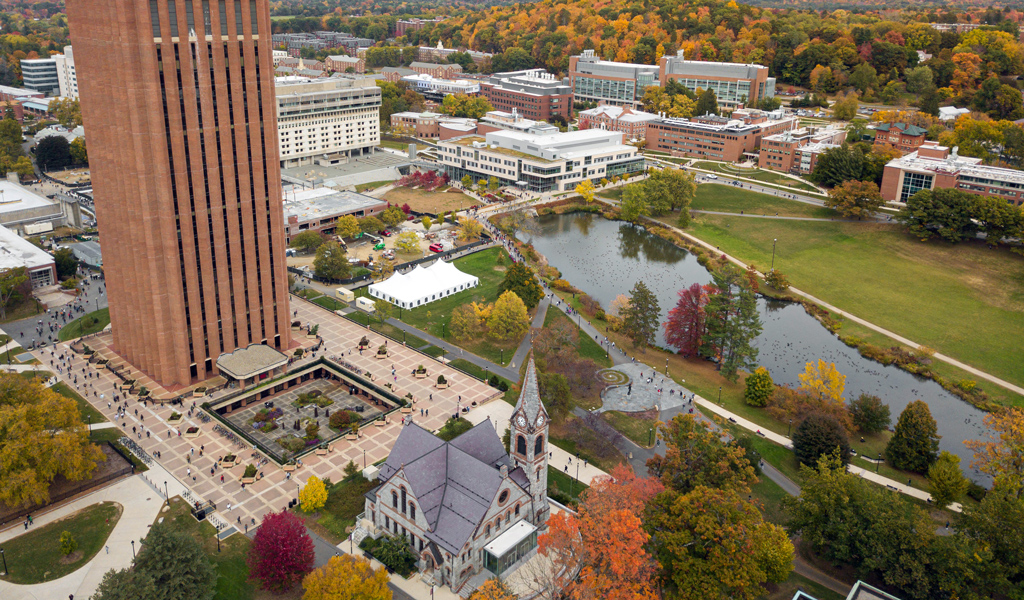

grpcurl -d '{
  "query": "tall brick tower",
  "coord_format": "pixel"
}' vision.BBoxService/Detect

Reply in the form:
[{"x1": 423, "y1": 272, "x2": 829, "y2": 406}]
[{"x1": 68, "y1": 0, "x2": 291, "y2": 386}]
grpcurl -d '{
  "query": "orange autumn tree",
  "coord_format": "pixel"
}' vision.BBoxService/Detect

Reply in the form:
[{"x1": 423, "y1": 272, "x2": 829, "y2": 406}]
[
  {"x1": 965, "y1": 407, "x2": 1024, "y2": 498},
  {"x1": 539, "y1": 464, "x2": 663, "y2": 600}
]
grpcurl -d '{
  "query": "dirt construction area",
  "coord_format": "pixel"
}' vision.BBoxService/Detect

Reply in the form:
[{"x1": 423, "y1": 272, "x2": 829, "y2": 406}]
[
  {"x1": 46, "y1": 168, "x2": 92, "y2": 185},
  {"x1": 382, "y1": 186, "x2": 470, "y2": 214}
]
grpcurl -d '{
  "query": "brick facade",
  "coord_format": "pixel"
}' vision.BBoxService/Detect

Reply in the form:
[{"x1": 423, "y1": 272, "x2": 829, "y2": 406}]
[
  {"x1": 873, "y1": 122, "x2": 927, "y2": 154},
  {"x1": 70, "y1": 0, "x2": 292, "y2": 387}
]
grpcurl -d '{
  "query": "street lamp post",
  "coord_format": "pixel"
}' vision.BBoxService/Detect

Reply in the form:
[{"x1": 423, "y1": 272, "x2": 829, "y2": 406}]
[
  {"x1": 771, "y1": 238, "x2": 777, "y2": 272},
  {"x1": 500, "y1": 349, "x2": 503, "y2": 364},
  {"x1": 164, "y1": 481, "x2": 168, "y2": 506},
  {"x1": 131, "y1": 540, "x2": 135, "y2": 559},
  {"x1": 718, "y1": 386, "x2": 722, "y2": 405},
  {"x1": 648, "y1": 428, "x2": 653, "y2": 446},
  {"x1": 665, "y1": 358, "x2": 669, "y2": 376},
  {"x1": 788, "y1": 419, "x2": 792, "y2": 437},
  {"x1": 362, "y1": 449, "x2": 366, "y2": 469},
  {"x1": 1, "y1": 547, "x2": 7, "y2": 575},
  {"x1": 876, "y1": 453, "x2": 881, "y2": 473}
]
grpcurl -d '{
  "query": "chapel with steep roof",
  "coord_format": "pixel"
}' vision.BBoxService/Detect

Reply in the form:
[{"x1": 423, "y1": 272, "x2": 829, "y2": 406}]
[{"x1": 361, "y1": 359, "x2": 550, "y2": 593}]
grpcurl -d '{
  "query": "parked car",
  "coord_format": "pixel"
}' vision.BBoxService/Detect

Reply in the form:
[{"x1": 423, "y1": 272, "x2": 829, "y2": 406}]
[
  {"x1": 381, "y1": 230, "x2": 392, "y2": 237},
  {"x1": 429, "y1": 243, "x2": 443, "y2": 253},
  {"x1": 706, "y1": 174, "x2": 718, "y2": 180}
]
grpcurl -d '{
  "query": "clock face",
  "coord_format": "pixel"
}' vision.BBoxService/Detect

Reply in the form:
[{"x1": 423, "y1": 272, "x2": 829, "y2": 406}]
[
  {"x1": 535, "y1": 414, "x2": 545, "y2": 427},
  {"x1": 516, "y1": 414, "x2": 526, "y2": 428}
]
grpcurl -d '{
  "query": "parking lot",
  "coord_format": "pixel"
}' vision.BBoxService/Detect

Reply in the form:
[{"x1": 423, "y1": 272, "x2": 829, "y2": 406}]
[{"x1": 286, "y1": 221, "x2": 462, "y2": 271}]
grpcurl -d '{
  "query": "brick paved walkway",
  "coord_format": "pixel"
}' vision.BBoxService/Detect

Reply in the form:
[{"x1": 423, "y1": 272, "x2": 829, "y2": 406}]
[{"x1": 32, "y1": 298, "x2": 501, "y2": 531}]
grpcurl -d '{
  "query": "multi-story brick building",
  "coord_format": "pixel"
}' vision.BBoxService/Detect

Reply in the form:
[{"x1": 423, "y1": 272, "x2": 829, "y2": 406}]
[
  {"x1": 70, "y1": 0, "x2": 292, "y2": 386},
  {"x1": 325, "y1": 55, "x2": 365, "y2": 74},
  {"x1": 395, "y1": 17, "x2": 446, "y2": 37},
  {"x1": 759, "y1": 126, "x2": 847, "y2": 174},
  {"x1": 276, "y1": 76, "x2": 381, "y2": 168},
  {"x1": 479, "y1": 69, "x2": 572, "y2": 123},
  {"x1": 438, "y1": 128, "x2": 645, "y2": 193},
  {"x1": 568, "y1": 50, "x2": 659, "y2": 108},
  {"x1": 659, "y1": 50, "x2": 775, "y2": 109},
  {"x1": 390, "y1": 111, "x2": 477, "y2": 140},
  {"x1": 476, "y1": 110, "x2": 559, "y2": 136},
  {"x1": 873, "y1": 122, "x2": 927, "y2": 154},
  {"x1": 418, "y1": 41, "x2": 492, "y2": 66},
  {"x1": 362, "y1": 360, "x2": 550, "y2": 594},
  {"x1": 646, "y1": 110, "x2": 797, "y2": 162},
  {"x1": 578, "y1": 104, "x2": 658, "y2": 140},
  {"x1": 283, "y1": 188, "x2": 386, "y2": 243},
  {"x1": 409, "y1": 62, "x2": 463, "y2": 79},
  {"x1": 881, "y1": 141, "x2": 1024, "y2": 205}
]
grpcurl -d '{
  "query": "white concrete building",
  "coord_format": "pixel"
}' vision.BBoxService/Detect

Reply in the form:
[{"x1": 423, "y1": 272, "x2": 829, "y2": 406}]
[
  {"x1": 20, "y1": 57, "x2": 59, "y2": 97},
  {"x1": 275, "y1": 76, "x2": 382, "y2": 169},
  {"x1": 0, "y1": 224, "x2": 56, "y2": 288},
  {"x1": 400, "y1": 73, "x2": 480, "y2": 96},
  {"x1": 53, "y1": 46, "x2": 78, "y2": 99},
  {"x1": 437, "y1": 128, "x2": 645, "y2": 193}
]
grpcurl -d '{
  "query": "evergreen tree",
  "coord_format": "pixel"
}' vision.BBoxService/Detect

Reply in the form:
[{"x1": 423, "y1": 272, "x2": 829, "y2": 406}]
[
  {"x1": 793, "y1": 413, "x2": 851, "y2": 467},
  {"x1": 622, "y1": 280, "x2": 660, "y2": 350},
  {"x1": 694, "y1": 88, "x2": 719, "y2": 116},
  {"x1": 744, "y1": 367, "x2": 774, "y2": 407},
  {"x1": 497, "y1": 262, "x2": 543, "y2": 309},
  {"x1": 702, "y1": 266, "x2": 762, "y2": 381},
  {"x1": 132, "y1": 525, "x2": 217, "y2": 600},
  {"x1": 886, "y1": 400, "x2": 941, "y2": 473}
]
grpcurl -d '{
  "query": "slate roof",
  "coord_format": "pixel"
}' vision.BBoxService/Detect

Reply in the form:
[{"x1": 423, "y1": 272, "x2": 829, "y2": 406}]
[
  {"x1": 513, "y1": 359, "x2": 544, "y2": 425},
  {"x1": 377, "y1": 419, "x2": 528, "y2": 556},
  {"x1": 875, "y1": 122, "x2": 926, "y2": 137}
]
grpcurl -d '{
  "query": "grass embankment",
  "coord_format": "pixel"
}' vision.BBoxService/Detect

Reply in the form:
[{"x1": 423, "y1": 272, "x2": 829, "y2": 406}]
[
  {"x1": 344, "y1": 312, "x2": 430, "y2": 349},
  {"x1": 547, "y1": 465, "x2": 589, "y2": 504},
  {"x1": 161, "y1": 497, "x2": 262, "y2": 600},
  {"x1": 688, "y1": 215, "x2": 1024, "y2": 395},
  {"x1": 382, "y1": 185, "x2": 469, "y2": 215},
  {"x1": 59, "y1": 308, "x2": 110, "y2": 341},
  {"x1": 691, "y1": 161, "x2": 821, "y2": 193},
  {"x1": 687, "y1": 184, "x2": 839, "y2": 219},
  {"x1": 0, "y1": 501, "x2": 121, "y2": 584},
  {"x1": 542, "y1": 306, "x2": 612, "y2": 368},
  {"x1": 601, "y1": 410, "x2": 658, "y2": 448}
]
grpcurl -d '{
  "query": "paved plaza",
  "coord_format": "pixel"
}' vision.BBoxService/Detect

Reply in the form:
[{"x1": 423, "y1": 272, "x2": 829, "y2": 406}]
[
  {"x1": 30, "y1": 296, "x2": 502, "y2": 533},
  {"x1": 598, "y1": 363, "x2": 690, "y2": 413}
]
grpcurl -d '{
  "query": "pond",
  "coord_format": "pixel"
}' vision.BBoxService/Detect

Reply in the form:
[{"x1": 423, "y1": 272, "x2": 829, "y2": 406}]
[{"x1": 521, "y1": 213, "x2": 991, "y2": 481}]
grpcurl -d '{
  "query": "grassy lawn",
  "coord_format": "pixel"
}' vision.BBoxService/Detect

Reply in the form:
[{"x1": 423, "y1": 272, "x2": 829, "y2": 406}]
[
  {"x1": 382, "y1": 186, "x2": 469, "y2": 215},
  {"x1": 687, "y1": 215, "x2": 1024, "y2": 393},
  {"x1": 295, "y1": 476, "x2": 377, "y2": 545},
  {"x1": 384, "y1": 247, "x2": 523, "y2": 366},
  {"x1": 548, "y1": 465, "x2": 589, "y2": 503},
  {"x1": 691, "y1": 161, "x2": 820, "y2": 193},
  {"x1": 0, "y1": 501, "x2": 121, "y2": 584},
  {"x1": 749, "y1": 473, "x2": 791, "y2": 526},
  {"x1": 549, "y1": 415, "x2": 628, "y2": 473},
  {"x1": 543, "y1": 306, "x2": 612, "y2": 368},
  {"x1": 378, "y1": 140, "x2": 412, "y2": 151},
  {"x1": 684, "y1": 184, "x2": 839, "y2": 219},
  {"x1": 59, "y1": 308, "x2": 110, "y2": 341},
  {"x1": 421, "y1": 345, "x2": 444, "y2": 358},
  {"x1": 53, "y1": 381, "x2": 107, "y2": 424},
  {"x1": 0, "y1": 297, "x2": 42, "y2": 324},
  {"x1": 89, "y1": 427, "x2": 123, "y2": 444},
  {"x1": 598, "y1": 188, "x2": 623, "y2": 202},
  {"x1": 161, "y1": 497, "x2": 264, "y2": 600},
  {"x1": 311, "y1": 295, "x2": 348, "y2": 312},
  {"x1": 355, "y1": 180, "x2": 394, "y2": 193},
  {"x1": 766, "y1": 572, "x2": 845, "y2": 600},
  {"x1": 344, "y1": 312, "x2": 430, "y2": 349},
  {"x1": 601, "y1": 410, "x2": 658, "y2": 448}
]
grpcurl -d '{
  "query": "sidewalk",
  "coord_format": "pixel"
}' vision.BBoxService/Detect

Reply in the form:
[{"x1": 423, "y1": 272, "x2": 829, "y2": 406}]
[{"x1": 0, "y1": 476, "x2": 166, "y2": 600}]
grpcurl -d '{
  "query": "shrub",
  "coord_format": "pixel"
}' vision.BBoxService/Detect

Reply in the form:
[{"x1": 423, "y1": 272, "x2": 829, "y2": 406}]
[
  {"x1": 344, "y1": 461, "x2": 360, "y2": 479},
  {"x1": 60, "y1": 530, "x2": 78, "y2": 556},
  {"x1": 595, "y1": 309, "x2": 606, "y2": 321},
  {"x1": 765, "y1": 269, "x2": 789, "y2": 290},
  {"x1": 329, "y1": 410, "x2": 357, "y2": 429},
  {"x1": 437, "y1": 374, "x2": 447, "y2": 385},
  {"x1": 744, "y1": 367, "x2": 773, "y2": 407},
  {"x1": 579, "y1": 294, "x2": 601, "y2": 315},
  {"x1": 498, "y1": 380, "x2": 509, "y2": 392},
  {"x1": 966, "y1": 482, "x2": 988, "y2": 502},
  {"x1": 359, "y1": 336, "x2": 370, "y2": 347},
  {"x1": 61, "y1": 277, "x2": 78, "y2": 289},
  {"x1": 360, "y1": 535, "x2": 417, "y2": 577},
  {"x1": 849, "y1": 394, "x2": 890, "y2": 434},
  {"x1": 489, "y1": 375, "x2": 500, "y2": 388},
  {"x1": 416, "y1": 364, "x2": 426, "y2": 373},
  {"x1": 957, "y1": 379, "x2": 977, "y2": 392},
  {"x1": 792, "y1": 413, "x2": 850, "y2": 467},
  {"x1": 305, "y1": 423, "x2": 319, "y2": 440},
  {"x1": 377, "y1": 344, "x2": 388, "y2": 355},
  {"x1": 170, "y1": 412, "x2": 181, "y2": 420},
  {"x1": 244, "y1": 464, "x2": 258, "y2": 478}
]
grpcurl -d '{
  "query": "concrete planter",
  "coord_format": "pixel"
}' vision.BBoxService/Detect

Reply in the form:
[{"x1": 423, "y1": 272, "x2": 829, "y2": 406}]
[
  {"x1": 219, "y1": 457, "x2": 237, "y2": 469},
  {"x1": 193, "y1": 389, "x2": 207, "y2": 398},
  {"x1": 435, "y1": 382, "x2": 449, "y2": 389},
  {"x1": 184, "y1": 427, "x2": 200, "y2": 439},
  {"x1": 167, "y1": 416, "x2": 183, "y2": 427},
  {"x1": 375, "y1": 352, "x2": 389, "y2": 360},
  {"x1": 306, "y1": 333, "x2": 318, "y2": 339},
  {"x1": 414, "y1": 371, "x2": 428, "y2": 379}
]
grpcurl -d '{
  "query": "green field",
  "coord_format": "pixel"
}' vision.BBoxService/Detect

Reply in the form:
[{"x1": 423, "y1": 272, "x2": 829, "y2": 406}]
[
  {"x1": 55, "y1": 381, "x2": 107, "y2": 424},
  {"x1": 0, "y1": 501, "x2": 121, "y2": 584},
  {"x1": 378, "y1": 140, "x2": 412, "y2": 151},
  {"x1": 59, "y1": 308, "x2": 110, "y2": 341},
  {"x1": 343, "y1": 312, "x2": 430, "y2": 349},
  {"x1": 305, "y1": 476, "x2": 378, "y2": 544},
  {"x1": 601, "y1": 410, "x2": 658, "y2": 448},
  {"x1": 548, "y1": 465, "x2": 589, "y2": 503},
  {"x1": 692, "y1": 161, "x2": 821, "y2": 193},
  {"x1": 686, "y1": 184, "x2": 840, "y2": 219},
  {"x1": 384, "y1": 247, "x2": 522, "y2": 366},
  {"x1": 161, "y1": 497, "x2": 257, "y2": 600},
  {"x1": 542, "y1": 306, "x2": 612, "y2": 368},
  {"x1": 689, "y1": 214, "x2": 1024, "y2": 395}
]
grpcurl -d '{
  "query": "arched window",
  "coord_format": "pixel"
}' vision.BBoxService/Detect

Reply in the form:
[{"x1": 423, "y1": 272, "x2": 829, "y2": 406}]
[
  {"x1": 401, "y1": 487, "x2": 407, "y2": 514},
  {"x1": 534, "y1": 435, "x2": 544, "y2": 456},
  {"x1": 409, "y1": 503, "x2": 416, "y2": 520},
  {"x1": 515, "y1": 504, "x2": 520, "y2": 516},
  {"x1": 392, "y1": 491, "x2": 398, "y2": 509},
  {"x1": 486, "y1": 524, "x2": 491, "y2": 537},
  {"x1": 516, "y1": 435, "x2": 527, "y2": 455}
]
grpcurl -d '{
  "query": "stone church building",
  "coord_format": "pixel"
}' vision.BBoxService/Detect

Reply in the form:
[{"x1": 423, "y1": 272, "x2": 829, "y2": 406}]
[{"x1": 362, "y1": 359, "x2": 550, "y2": 593}]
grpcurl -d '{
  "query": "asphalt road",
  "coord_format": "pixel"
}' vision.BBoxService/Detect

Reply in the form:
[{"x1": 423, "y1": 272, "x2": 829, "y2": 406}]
[{"x1": 0, "y1": 275, "x2": 107, "y2": 350}]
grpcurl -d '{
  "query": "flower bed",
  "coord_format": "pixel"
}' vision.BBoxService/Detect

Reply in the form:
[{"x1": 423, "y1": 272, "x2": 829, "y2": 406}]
[
  {"x1": 184, "y1": 426, "x2": 200, "y2": 439},
  {"x1": 219, "y1": 454, "x2": 237, "y2": 468},
  {"x1": 168, "y1": 412, "x2": 183, "y2": 425}
]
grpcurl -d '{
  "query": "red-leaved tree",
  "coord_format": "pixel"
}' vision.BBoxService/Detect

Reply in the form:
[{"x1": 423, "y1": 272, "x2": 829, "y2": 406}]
[
  {"x1": 247, "y1": 511, "x2": 315, "y2": 592},
  {"x1": 539, "y1": 464, "x2": 664, "y2": 600},
  {"x1": 664, "y1": 283, "x2": 711, "y2": 357}
]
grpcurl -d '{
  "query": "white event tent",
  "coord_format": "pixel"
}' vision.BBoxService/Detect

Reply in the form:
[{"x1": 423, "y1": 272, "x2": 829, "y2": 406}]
[{"x1": 368, "y1": 260, "x2": 479, "y2": 309}]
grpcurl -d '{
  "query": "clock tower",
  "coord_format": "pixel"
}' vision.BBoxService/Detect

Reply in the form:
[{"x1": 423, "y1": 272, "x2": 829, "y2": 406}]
[{"x1": 510, "y1": 358, "x2": 550, "y2": 525}]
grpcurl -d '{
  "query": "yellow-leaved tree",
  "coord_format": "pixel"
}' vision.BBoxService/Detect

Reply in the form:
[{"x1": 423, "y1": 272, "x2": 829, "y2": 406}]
[
  {"x1": 575, "y1": 179, "x2": 595, "y2": 204},
  {"x1": 487, "y1": 291, "x2": 529, "y2": 341},
  {"x1": 469, "y1": 578, "x2": 517, "y2": 600},
  {"x1": 302, "y1": 554, "x2": 391, "y2": 600},
  {"x1": 965, "y1": 407, "x2": 1024, "y2": 498},
  {"x1": 0, "y1": 373, "x2": 105, "y2": 508},
  {"x1": 299, "y1": 475, "x2": 327, "y2": 513},
  {"x1": 798, "y1": 360, "x2": 846, "y2": 406}
]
